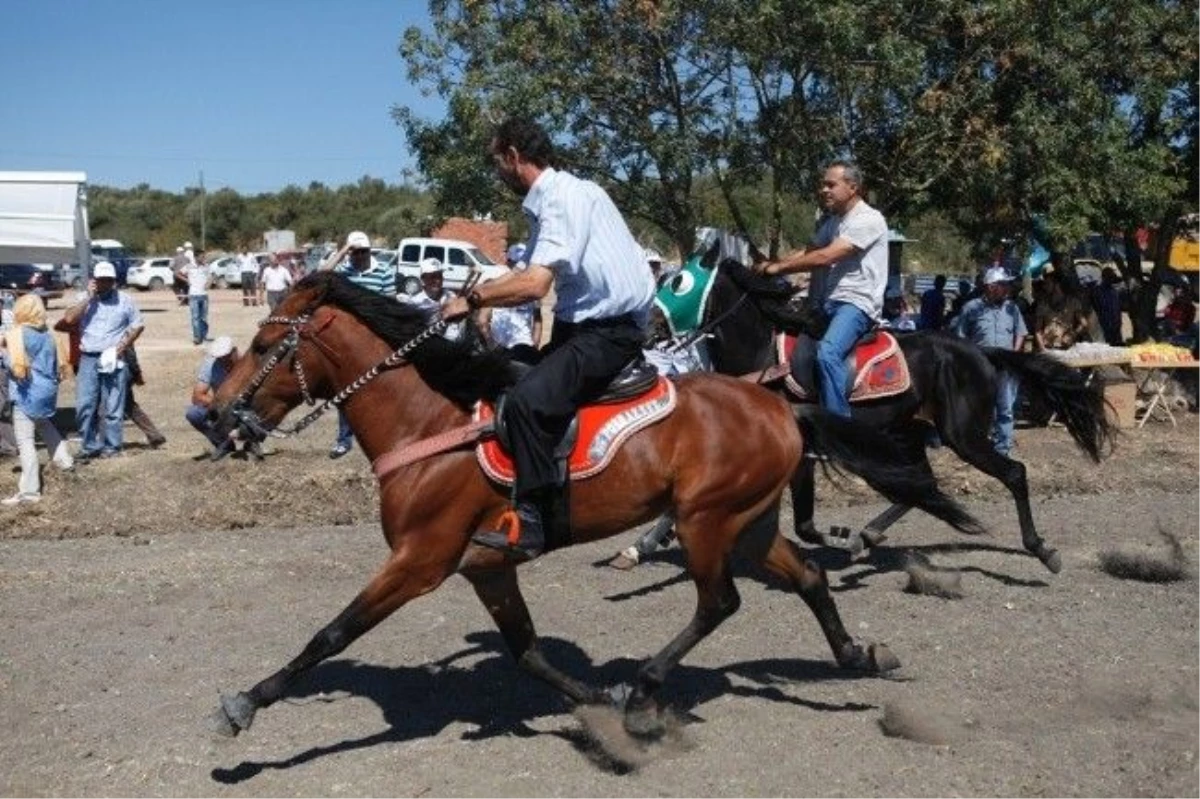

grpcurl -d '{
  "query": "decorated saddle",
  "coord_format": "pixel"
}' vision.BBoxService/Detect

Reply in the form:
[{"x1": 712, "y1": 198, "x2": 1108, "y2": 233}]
[
  {"x1": 474, "y1": 376, "x2": 676, "y2": 486},
  {"x1": 777, "y1": 330, "x2": 911, "y2": 403}
]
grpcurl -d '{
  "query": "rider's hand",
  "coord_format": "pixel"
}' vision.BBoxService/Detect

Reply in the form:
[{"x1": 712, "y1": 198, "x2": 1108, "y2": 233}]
[
  {"x1": 441, "y1": 296, "x2": 471, "y2": 322},
  {"x1": 752, "y1": 260, "x2": 773, "y2": 276}
]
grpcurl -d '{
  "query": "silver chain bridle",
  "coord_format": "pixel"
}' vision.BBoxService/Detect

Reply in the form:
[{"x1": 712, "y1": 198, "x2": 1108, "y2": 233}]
[{"x1": 226, "y1": 311, "x2": 448, "y2": 438}]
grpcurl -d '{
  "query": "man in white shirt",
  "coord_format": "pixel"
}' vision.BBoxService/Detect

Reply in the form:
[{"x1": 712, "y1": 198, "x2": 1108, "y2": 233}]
[
  {"x1": 175, "y1": 246, "x2": 212, "y2": 345},
  {"x1": 478, "y1": 242, "x2": 543, "y2": 363},
  {"x1": 239, "y1": 251, "x2": 260, "y2": 307},
  {"x1": 755, "y1": 161, "x2": 888, "y2": 417},
  {"x1": 260, "y1": 255, "x2": 293, "y2": 312},
  {"x1": 443, "y1": 118, "x2": 654, "y2": 560}
]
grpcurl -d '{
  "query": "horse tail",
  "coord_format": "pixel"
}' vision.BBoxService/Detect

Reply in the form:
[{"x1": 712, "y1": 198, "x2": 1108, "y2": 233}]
[
  {"x1": 982, "y1": 349, "x2": 1115, "y2": 463},
  {"x1": 797, "y1": 407, "x2": 986, "y2": 535}
]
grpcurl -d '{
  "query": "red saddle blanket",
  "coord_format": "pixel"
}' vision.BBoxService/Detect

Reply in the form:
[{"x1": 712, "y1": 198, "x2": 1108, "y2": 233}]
[
  {"x1": 474, "y1": 377, "x2": 677, "y2": 486},
  {"x1": 776, "y1": 330, "x2": 911, "y2": 402}
]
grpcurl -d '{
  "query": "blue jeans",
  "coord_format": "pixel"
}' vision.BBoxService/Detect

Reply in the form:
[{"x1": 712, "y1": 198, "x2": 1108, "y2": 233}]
[
  {"x1": 76, "y1": 353, "x2": 130, "y2": 455},
  {"x1": 186, "y1": 404, "x2": 225, "y2": 448},
  {"x1": 335, "y1": 408, "x2": 354, "y2": 449},
  {"x1": 992, "y1": 371, "x2": 1020, "y2": 456},
  {"x1": 816, "y1": 301, "x2": 874, "y2": 418},
  {"x1": 189, "y1": 295, "x2": 209, "y2": 344}
]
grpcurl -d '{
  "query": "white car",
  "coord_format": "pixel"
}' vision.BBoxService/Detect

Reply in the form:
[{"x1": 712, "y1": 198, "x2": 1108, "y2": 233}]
[
  {"x1": 125, "y1": 256, "x2": 175, "y2": 291},
  {"x1": 207, "y1": 255, "x2": 243, "y2": 288},
  {"x1": 394, "y1": 237, "x2": 506, "y2": 295}
]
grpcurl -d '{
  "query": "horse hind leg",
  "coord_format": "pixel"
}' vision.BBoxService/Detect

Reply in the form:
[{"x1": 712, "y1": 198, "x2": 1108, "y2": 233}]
[
  {"x1": 757, "y1": 530, "x2": 901, "y2": 673},
  {"x1": 464, "y1": 565, "x2": 612, "y2": 706},
  {"x1": 942, "y1": 428, "x2": 1060, "y2": 573}
]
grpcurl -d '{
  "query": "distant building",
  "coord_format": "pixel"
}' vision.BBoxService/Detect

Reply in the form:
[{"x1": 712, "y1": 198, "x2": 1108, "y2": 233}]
[{"x1": 432, "y1": 217, "x2": 508, "y2": 265}]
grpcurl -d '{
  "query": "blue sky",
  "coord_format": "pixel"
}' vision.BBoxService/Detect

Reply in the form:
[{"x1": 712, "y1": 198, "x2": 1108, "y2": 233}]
[{"x1": 0, "y1": 0, "x2": 446, "y2": 194}]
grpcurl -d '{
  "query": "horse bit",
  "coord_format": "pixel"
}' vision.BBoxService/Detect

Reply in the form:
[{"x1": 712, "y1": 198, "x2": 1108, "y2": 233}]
[{"x1": 225, "y1": 310, "x2": 447, "y2": 439}]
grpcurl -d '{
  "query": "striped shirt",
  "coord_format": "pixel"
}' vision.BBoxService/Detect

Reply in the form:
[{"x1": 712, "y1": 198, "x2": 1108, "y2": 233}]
[
  {"x1": 522, "y1": 167, "x2": 654, "y2": 327},
  {"x1": 335, "y1": 260, "x2": 396, "y2": 297}
]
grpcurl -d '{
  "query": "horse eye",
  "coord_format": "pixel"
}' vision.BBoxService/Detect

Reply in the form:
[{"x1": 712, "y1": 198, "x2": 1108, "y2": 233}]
[{"x1": 251, "y1": 341, "x2": 269, "y2": 355}]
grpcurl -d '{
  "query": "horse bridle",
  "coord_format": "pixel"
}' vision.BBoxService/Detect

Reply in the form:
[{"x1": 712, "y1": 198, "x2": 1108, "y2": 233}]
[{"x1": 225, "y1": 309, "x2": 447, "y2": 439}]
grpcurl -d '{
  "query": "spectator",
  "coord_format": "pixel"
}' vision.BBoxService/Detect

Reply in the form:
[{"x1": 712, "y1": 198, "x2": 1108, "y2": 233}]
[
  {"x1": 54, "y1": 314, "x2": 165, "y2": 449},
  {"x1": 0, "y1": 294, "x2": 74, "y2": 504},
  {"x1": 171, "y1": 245, "x2": 189, "y2": 306},
  {"x1": 185, "y1": 336, "x2": 258, "y2": 459},
  {"x1": 1034, "y1": 270, "x2": 1089, "y2": 351},
  {"x1": 260, "y1": 255, "x2": 293, "y2": 312},
  {"x1": 0, "y1": 292, "x2": 17, "y2": 457},
  {"x1": 953, "y1": 267, "x2": 1027, "y2": 456},
  {"x1": 176, "y1": 247, "x2": 212, "y2": 345},
  {"x1": 1091, "y1": 267, "x2": 1125, "y2": 346},
  {"x1": 1162, "y1": 285, "x2": 1196, "y2": 338},
  {"x1": 58, "y1": 262, "x2": 144, "y2": 461},
  {"x1": 918, "y1": 274, "x2": 947, "y2": 331},
  {"x1": 320, "y1": 231, "x2": 397, "y2": 459},
  {"x1": 478, "y1": 244, "x2": 543, "y2": 363},
  {"x1": 239, "y1": 250, "x2": 260, "y2": 307}
]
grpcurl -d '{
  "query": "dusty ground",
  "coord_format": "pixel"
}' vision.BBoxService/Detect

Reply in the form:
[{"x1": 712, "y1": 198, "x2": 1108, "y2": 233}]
[{"x1": 0, "y1": 289, "x2": 1196, "y2": 796}]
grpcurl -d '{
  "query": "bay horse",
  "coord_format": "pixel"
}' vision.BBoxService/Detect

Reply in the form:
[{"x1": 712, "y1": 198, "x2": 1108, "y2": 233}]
[
  {"x1": 207, "y1": 272, "x2": 981, "y2": 740},
  {"x1": 702, "y1": 255, "x2": 1115, "y2": 574}
]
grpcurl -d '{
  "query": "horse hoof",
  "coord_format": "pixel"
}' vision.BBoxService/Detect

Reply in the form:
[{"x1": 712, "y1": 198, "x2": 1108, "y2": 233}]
[
  {"x1": 609, "y1": 552, "x2": 639, "y2": 571},
  {"x1": 623, "y1": 703, "x2": 666, "y2": 741},
  {"x1": 1039, "y1": 548, "x2": 1063, "y2": 574},
  {"x1": 213, "y1": 692, "x2": 256, "y2": 737},
  {"x1": 860, "y1": 529, "x2": 888, "y2": 549},
  {"x1": 868, "y1": 643, "x2": 901, "y2": 673},
  {"x1": 602, "y1": 683, "x2": 633, "y2": 707}
]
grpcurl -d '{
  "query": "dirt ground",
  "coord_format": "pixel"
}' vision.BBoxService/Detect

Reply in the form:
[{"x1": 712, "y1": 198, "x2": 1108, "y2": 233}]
[{"x1": 0, "y1": 289, "x2": 1196, "y2": 796}]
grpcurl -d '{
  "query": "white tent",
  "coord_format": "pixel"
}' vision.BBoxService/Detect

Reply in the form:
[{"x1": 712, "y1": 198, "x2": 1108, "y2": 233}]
[{"x1": 0, "y1": 171, "x2": 90, "y2": 265}]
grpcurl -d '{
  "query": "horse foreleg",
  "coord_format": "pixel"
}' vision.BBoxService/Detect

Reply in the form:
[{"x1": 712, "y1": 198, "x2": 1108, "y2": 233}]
[
  {"x1": 212, "y1": 557, "x2": 446, "y2": 737},
  {"x1": 465, "y1": 566, "x2": 610, "y2": 706},
  {"x1": 761, "y1": 533, "x2": 900, "y2": 673}
]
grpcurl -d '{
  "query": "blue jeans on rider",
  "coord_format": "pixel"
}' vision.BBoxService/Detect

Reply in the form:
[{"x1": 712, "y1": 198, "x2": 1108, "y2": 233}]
[
  {"x1": 992, "y1": 370, "x2": 1020, "y2": 456},
  {"x1": 76, "y1": 353, "x2": 130, "y2": 456},
  {"x1": 816, "y1": 300, "x2": 873, "y2": 418},
  {"x1": 190, "y1": 294, "x2": 209, "y2": 344}
]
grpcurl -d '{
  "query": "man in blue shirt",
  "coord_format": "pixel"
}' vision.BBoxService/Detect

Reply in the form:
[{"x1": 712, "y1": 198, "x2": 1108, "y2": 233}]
[
  {"x1": 320, "y1": 231, "x2": 398, "y2": 459},
  {"x1": 919, "y1": 275, "x2": 948, "y2": 331},
  {"x1": 442, "y1": 118, "x2": 654, "y2": 560},
  {"x1": 953, "y1": 267, "x2": 1028, "y2": 456},
  {"x1": 58, "y1": 262, "x2": 144, "y2": 460},
  {"x1": 185, "y1": 335, "x2": 245, "y2": 456}
]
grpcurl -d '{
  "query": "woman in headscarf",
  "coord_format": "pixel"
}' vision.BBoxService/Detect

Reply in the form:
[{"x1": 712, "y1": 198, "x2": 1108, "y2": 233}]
[{"x1": 0, "y1": 294, "x2": 74, "y2": 504}]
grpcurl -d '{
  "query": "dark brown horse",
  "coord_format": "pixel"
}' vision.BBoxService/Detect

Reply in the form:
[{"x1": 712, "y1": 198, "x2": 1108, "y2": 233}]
[{"x1": 207, "y1": 273, "x2": 979, "y2": 740}]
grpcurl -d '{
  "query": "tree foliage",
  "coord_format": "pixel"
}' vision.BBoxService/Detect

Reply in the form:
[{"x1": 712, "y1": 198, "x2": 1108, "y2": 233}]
[{"x1": 395, "y1": 0, "x2": 1197, "y2": 264}]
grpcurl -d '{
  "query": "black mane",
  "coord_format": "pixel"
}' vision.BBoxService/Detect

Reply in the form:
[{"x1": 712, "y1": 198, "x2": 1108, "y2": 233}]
[{"x1": 294, "y1": 272, "x2": 519, "y2": 406}]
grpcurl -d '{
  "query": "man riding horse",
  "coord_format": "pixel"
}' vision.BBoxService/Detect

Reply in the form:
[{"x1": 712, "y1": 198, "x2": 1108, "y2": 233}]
[
  {"x1": 442, "y1": 118, "x2": 655, "y2": 561},
  {"x1": 754, "y1": 161, "x2": 889, "y2": 416}
]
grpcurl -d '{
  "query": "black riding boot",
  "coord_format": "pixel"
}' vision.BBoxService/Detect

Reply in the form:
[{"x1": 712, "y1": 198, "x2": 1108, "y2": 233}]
[{"x1": 473, "y1": 498, "x2": 546, "y2": 562}]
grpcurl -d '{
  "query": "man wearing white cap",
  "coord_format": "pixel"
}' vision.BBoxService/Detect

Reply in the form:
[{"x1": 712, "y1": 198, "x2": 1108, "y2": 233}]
[
  {"x1": 185, "y1": 336, "x2": 257, "y2": 458},
  {"x1": 319, "y1": 231, "x2": 397, "y2": 458},
  {"x1": 57, "y1": 261, "x2": 145, "y2": 460},
  {"x1": 953, "y1": 266, "x2": 1028, "y2": 456}
]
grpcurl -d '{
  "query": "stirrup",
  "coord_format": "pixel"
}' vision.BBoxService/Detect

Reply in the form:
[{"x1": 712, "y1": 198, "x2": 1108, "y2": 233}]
[{"x1": 472, "y1": 508, "x2": 543, "y2": 562}]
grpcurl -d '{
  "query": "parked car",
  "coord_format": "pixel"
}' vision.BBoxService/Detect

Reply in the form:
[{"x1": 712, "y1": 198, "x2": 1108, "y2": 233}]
[
  {"x1": 125, "y1": 257, "x2": 175, "y2": 291},
  {"x1": 207, "y1": 255, "x2": 243, "y2": 288},
  {"x1": 0, "y1": 263, "x2": 66, "y2": 300},
  {"x1": 394, "y1": 237, "x2": 506, "y2": 295}
]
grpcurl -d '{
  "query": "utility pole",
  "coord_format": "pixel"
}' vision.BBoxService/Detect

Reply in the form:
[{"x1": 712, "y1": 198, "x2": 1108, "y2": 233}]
[{"x1": 199, "y1": 170, "x2": 206, "y2": 250}]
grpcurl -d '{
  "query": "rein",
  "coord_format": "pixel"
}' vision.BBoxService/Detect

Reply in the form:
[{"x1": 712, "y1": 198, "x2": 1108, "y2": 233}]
[{"x1": 229, "y1": 310, "x2": 448, "y2": 438}]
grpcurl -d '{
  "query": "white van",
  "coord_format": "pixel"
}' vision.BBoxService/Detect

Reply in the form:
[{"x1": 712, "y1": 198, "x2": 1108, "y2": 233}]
[{"x1": 394, "y1": 237, "x2": 507, "y2": 295}]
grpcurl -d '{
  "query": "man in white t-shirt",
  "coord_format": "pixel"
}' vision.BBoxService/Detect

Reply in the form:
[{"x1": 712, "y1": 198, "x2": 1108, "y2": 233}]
[
  {"x1": 175, "y1": 246, "x2": 212, "y2": 345},
  {"x1": 260, "y1": 256, "x2": 293, "y2": 312},
  {"x1": 755, "y1": 161, "x2": 888, "y2": 417}
]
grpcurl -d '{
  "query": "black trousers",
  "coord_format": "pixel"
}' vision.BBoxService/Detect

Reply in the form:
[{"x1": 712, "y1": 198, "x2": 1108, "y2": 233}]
[{"x1": 505, "y1": 313, "x2": 644, "y2": 499}]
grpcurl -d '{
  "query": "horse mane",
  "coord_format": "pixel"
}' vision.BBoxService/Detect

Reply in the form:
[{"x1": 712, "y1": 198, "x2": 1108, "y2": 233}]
[
  {"x1": 295, "y1": 272, "x2": 518, "y2": 407},
  {"x1": 717, "y1": 258, "x2": 830, "y2": 337}
]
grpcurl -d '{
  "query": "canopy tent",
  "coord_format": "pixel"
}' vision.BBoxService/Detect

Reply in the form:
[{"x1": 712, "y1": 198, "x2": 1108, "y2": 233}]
[{"x1": 0, "y1": 171, "x2": 90, "y2": 266}]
